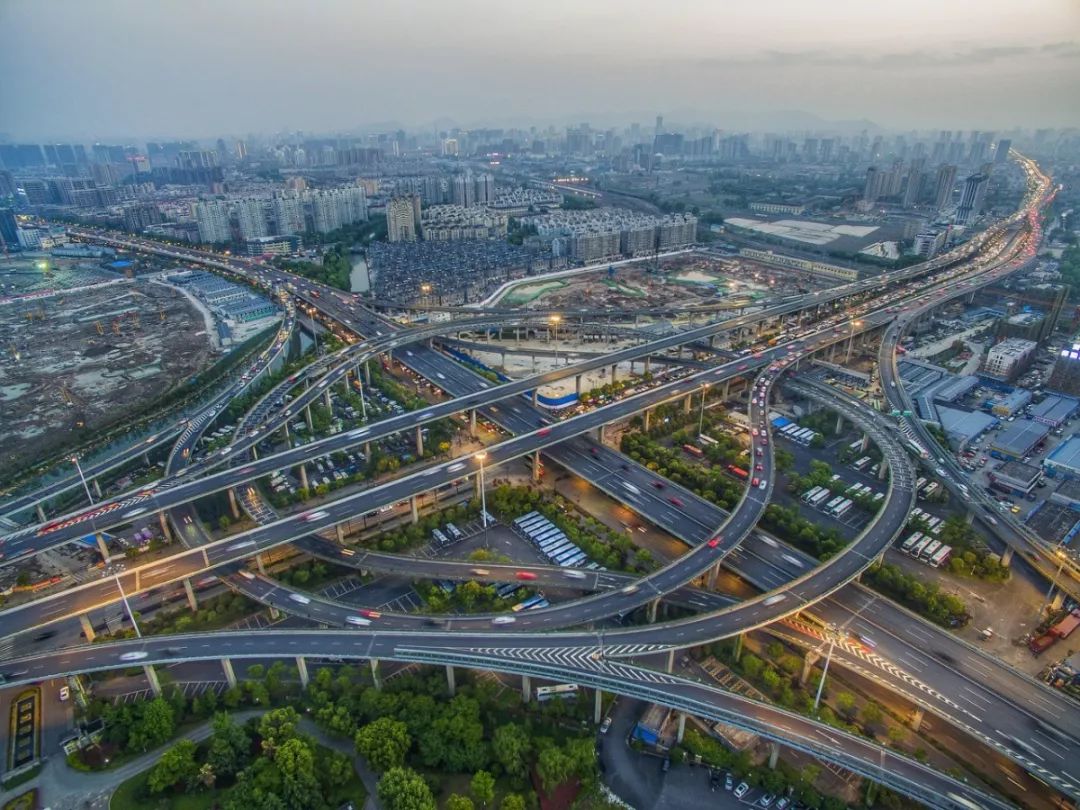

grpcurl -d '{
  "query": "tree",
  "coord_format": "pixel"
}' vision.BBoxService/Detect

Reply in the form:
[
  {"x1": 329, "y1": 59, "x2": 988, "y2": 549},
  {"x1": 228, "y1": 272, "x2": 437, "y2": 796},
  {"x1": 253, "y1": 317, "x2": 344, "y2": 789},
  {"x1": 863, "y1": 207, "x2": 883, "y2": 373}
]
[
  {"x1": 536, "y1": 745, "x2": 573, "y2": 794},
  {"x1": 377, "y1": 767, "x2": 436, "y2": 810},
  {"x1": 355, "y1": 717, "x2": 411, "y2": 772},
  {"x1": 835, "y1": 691, "x2": 856, "y2": 717},
  {"x1": 862, "y1": 701, "x2": 884, "y2": 730},
  {"x1": 259, "y1": 707, "x2": 301, "y2": 756},
  {"x1": 447, "y1": 796, "x2": 475, "y2": 810},
  {"x1": 208, "y1": 712, "x2": 252, "y2": 779},
  {"x1": 196, "y1": 762, "x2": 216, "y2": 790},
  {"x1": 471, "y1": 770, "x2": 496, "y2": 807},
  {"x1": 147, "y1": 739, "x2": 198, "y2": 793},
  {"x1": 500, "y1": 794, "x2": 526, "y2": 810},
  {"x1": 129, "y1": 697, "x2": 176, "y2": 752},
  {"x1": 492, "y1": 723, "x2": 531, "y2": 780},
  {"x1": 275, "y1": 737, "x2": 321, "y2": 810}
]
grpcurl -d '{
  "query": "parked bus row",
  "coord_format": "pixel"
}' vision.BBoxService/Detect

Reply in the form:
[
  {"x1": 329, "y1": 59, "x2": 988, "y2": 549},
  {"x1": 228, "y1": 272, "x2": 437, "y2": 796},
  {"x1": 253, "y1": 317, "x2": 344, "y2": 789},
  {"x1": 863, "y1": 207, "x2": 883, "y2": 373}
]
[
  {"x1": 898, "y1": 531, "x2": 953, "y2": 568},
  {"x1": 431, "y1": 522, "x2": 465, "y2": 547},
  {"x1": 512, "y1": 511, "x2": 601, "y2": 570},
  {"x1": 801, "y1": 485, "x2": 853, "y2": 518},
  {"x1": 777, "y1": 423, "x2": 820, "y2": 446}
]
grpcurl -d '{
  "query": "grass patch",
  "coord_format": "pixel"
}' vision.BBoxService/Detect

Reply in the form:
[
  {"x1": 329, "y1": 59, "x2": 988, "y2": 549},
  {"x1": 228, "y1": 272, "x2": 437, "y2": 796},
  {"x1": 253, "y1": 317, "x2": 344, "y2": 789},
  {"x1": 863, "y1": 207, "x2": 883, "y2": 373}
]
[
  {"x1": 1, "y1": 789, "x2": 36, "y2": 810},
  {"x1": 0, "y1": 763, "x2": 40, "y2": 792}
]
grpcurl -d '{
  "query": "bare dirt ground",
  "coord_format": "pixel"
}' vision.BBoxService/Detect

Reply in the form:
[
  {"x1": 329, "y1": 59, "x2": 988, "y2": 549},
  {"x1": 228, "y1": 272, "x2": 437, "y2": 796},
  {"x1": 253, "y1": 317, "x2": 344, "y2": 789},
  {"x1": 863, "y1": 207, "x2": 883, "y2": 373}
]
[{"x1": 0, "y1": 280, "x2": 215, "y2": 472}]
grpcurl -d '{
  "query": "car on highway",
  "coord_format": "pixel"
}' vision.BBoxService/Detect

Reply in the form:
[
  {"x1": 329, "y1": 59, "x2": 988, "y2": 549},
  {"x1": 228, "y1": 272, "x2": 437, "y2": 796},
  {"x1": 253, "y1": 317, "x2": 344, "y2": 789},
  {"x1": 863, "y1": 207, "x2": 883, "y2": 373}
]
[
  {"x1": 226, "y1": 540, "x2": 257, "y2": 551},
  {"x1": 359, "y1": 609, "x2": 382, "y2": 619},
  {"x1": 492, "y1": 616, "x2": 516, "y2": 625},
  {"x1": 763, "y1": 594, "x2": 787, "y2": 606},
  {"x1": 668, "y1": 496, "x2": 684, "y2": 507},
  {"x1": 238, "y1": 571, "x2": 257, "y2": 581},
  {"x1": 346, "y1": 616, "x2": 371, "y2": 626},
  {"x1": 751, "y1": 477, "x2": 760, "y2": 487},
  {"x1": 623, "y1": 482, "x2": 640, "y2": 494},
  {"x1": 301, "y1": 511, "x2": 328, "y2": 522},
  {"x1": 538, "y1": 428, "x2": 551, "y2": 437},
  {"x1": 119, "y1": 651, "x2": 149, "y2": 662},
  {"x1": 515, "y1": 571, "x2": 537, "y2": 581},
  {"x1": 707, "y1": 536, "x2": 722, "y2": 548},
  {"x1": 564, "y1": 570, "x2": 587, "y2": 579},
  {"x1": 471, "y1": 568, "x2": 490, "y2": 576},
  {"x1": 288, "y1": 594, "x2": 311, "y2": 605},
  {"x1": 651, "y1": 481, "x2": 664, "y2": 489}
]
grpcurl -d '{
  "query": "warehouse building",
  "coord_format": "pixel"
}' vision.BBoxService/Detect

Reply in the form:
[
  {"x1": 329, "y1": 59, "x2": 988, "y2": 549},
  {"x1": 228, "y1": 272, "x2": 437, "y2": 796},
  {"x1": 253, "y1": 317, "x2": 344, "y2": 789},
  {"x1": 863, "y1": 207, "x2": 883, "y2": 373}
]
[
  {"x1": 989, "y1": 420, "x2": 1049, "y2": 461},
  {"x1": 989, "y1": 460, "x2": 1042, "y2": 498},
  {"x1": 1030, "y1": 395, "x2": 1080, "y2": 428},
  {"x1": 1045, "y1": 437, "x2": 1080, "y2": 480}
]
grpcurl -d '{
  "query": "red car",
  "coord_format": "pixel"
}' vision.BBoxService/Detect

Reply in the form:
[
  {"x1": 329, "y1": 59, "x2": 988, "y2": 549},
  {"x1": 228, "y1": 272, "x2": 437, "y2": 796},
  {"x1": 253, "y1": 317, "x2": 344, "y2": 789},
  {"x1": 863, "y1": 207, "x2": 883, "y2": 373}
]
[
  {"x1": 537, "y1": 428, "x2": 551, "y2": 437},
  {"x1": 515, "y1": 571, "x2": 537, "y2": 581},
  {"x1": 738, "y1": 364, "x2": 749, "y2": 371},
  {"x1": 668, "y1": 496, "x2": 684, "y2": 507},
  {"x1": 751, "y1": 477, "x2": 760, "y2": 487},
  {"x1": 707, "y1": 536, "x2": 722, "y2": 548},
  {"x1": 359, "y1": 609, "x2": 382, "y2": 619}
]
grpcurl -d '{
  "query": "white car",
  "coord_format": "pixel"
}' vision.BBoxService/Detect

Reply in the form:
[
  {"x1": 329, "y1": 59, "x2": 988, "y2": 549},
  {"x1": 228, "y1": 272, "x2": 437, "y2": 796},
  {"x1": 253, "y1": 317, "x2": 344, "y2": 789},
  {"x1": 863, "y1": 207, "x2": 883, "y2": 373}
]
[
  {"x1": 226, "y1": 540, "x2": 256, "y2": 551},
  {"x1": 119, "y1": 651, "x2": 149, "y2": 662},
  {"x1": 238, "y1": 571, "x2": 256, "y2": 581},
  {"x1": 492, "y1": 616, "x2": 516, "y2": 625},
  {"x1": 564, "y1": 570, "x2": 587, "y2": 580},
  {"x1": 301, "y1": 510, "x2": 328, "y2": 522},
  {"x1": 346, "y1": 616, "x2": 371, "y2": 626},
  {"x1": 288, "y1": 594, "x2": 311, "y2": 605}
]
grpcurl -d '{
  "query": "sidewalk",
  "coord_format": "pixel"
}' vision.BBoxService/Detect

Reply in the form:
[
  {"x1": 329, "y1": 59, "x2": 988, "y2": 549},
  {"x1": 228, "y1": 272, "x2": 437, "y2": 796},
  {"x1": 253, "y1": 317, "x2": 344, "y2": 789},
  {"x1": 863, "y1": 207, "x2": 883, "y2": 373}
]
[{"x1": 0, "y1": 708, "x2": 380, "y2": 810}]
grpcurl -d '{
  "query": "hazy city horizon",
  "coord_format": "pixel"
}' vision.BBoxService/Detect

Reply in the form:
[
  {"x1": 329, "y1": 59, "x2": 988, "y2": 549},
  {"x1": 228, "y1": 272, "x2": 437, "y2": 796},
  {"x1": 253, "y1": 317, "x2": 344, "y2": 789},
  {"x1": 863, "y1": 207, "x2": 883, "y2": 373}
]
[{"x1": 3, "y1": 0, "x2": 1078, "y2": 140}]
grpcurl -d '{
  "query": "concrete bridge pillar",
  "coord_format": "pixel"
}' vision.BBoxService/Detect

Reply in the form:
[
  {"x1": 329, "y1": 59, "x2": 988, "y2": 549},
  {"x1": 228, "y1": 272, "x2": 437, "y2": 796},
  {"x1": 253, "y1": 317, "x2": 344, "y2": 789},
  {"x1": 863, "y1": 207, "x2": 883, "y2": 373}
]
[
  {"x1": 256, "y1": 554, "x2": 267, "y2": 575},
  {"x1": 281, "y1": 422, "x2": 291, "y2": 449},
  {"x1": 470, "y1": 409, "x2": 477, "y2": 438},
  {"x1": 532, "y1": 453, "x2": 541, "y2": 482},
  {"x1": 594, "y1": 688, "x2": 603, "y2": 724},
  {"x1": 966, "y1": 511, "x2": 975, "y2": 526},
  {"x1": 364, "y1": 361, "x2": 371, "y2": 386},
  {"x1": 335, "y1": 523, "x2": 346, "y2": 544},
  {"x1": 415, "y1": 426, "x2": 424, "y2": 457},
  {"x1": 1000, "y1": 547, "x2": 1014, "y2": 568},
  {"x1": 298, "y1": 464, "x2": 309, "y2": 491},
  {"x1": 722, "y1": 381, "x2": 731, "y2": 401},
  {"x1": 1050, "y1": 591, "x2": 1065, "y2": 612},
  {"x1": 707, "y1": 562, "x2": 721, "y2": 590},
  {"x1": 92, "y1": 478, "x2": 103, "y2": 499},
  {"x1": 643, "y1": 409, "x2": 651, "y2": 431},
  {"x1": 666, "y1": 649, "x2": 675, "y2": 673},
  {"x1": 183, "y1": 578, "x2": 199, "y2": 612},
  {"x1": 768, "y1": 742, "x2": 780, "y2": 770},
  {"x1": 36, "y1": 503, "x2": 47, "y2": 523},
  {"x1": 322, "y1": 389, "x2": 332, "y2": 410},
  {"x1": 648, "y1": 598, "x2": 660, "y2": 623},
  {"x1": 250, "y1": 445, "x2": 259, "y2": 461},
  {"x1": 733, "y1": 632, "x2": 744, "y2": 664},
  {"x1": 228, "y1": 489, "x2": 241, "y2": 519},
  {"x1": 95, "y1": 532, "x2": 110, "y2": 563},
  {"x1": 835, "y1": 414, "x2": 844, "y2": 435},
  {"x1": 410, "y1": 495, "x2": 420, "y2": 524},
  {"x1": 295, "y1": 656, "x2": 309, "y2": 689},
  {"x1": 610, "y1": 364, "x2": 618, "y2": 382},
  {"x1": 370, "y1": 659, "x2": 382, "y2": 690},
  {"x1": 597, "y1": 425, "x2": 606, "y2": 445},
  {"x1": 677, "y1": 712, "x2": 687, "y2": 743},
  {"x1": 159, "y1": 512, "x2": 173, "y2": 542},
  {"x1": 532, "y1": 390, "x2": 539, "y2": 406},
  {"x1": 221, "y1": 658, "x2": 237, "y2": 688},
  {"x1": 878, "y1": 459, "x2": 889, "y2": 481},
  {"x1": 576, "y1": 375, "x2": 583, "y2": 398},
  {"x1": 79, "y1": 614, "x2": 96, "y2": 642},
  {"x1": 445, "y1": 665, "x2": 456, "y2": 696},
  {"x1": 143, "y1": 665, "x2": 162, "y2": 697},
  {"x1": 521, "y1": 675, "x2": 531, "y2": 703},
  {"x1": 644, "y1": 357, "x2": 651, "y2": 376},
  {"x1": 684, "y1": 395, "x2": 692, "y2": 414},
  {"x1": 861, "y1": 433, "x2": 871, "y2": 453}
]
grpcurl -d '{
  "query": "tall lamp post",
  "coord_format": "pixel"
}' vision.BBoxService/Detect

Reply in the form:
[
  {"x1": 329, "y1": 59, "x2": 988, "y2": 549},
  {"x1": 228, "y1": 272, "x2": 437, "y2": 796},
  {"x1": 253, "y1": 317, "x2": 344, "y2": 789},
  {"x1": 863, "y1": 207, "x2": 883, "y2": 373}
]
[
  {"x1": 1040, "y1": 547, "x2": 1069, "y2": 615},
  {"x1": 846, "y1": 319, "x2": 863, "y2": 363},
  {"x1": 475, "y1": 450, "x2": 489, "y2": 525},
  {"x1": 549, "y1": 314, "x2": 561, "y2": 365},
  {"x1": 104, "y1": 565, "x2": 141, "y2": 639},
  {"x1": 71, "y1": 455, "x2": 95, "y2": 506},
  {"x1": 698, "y1": 383, "x2": 710, "y2": 437}
]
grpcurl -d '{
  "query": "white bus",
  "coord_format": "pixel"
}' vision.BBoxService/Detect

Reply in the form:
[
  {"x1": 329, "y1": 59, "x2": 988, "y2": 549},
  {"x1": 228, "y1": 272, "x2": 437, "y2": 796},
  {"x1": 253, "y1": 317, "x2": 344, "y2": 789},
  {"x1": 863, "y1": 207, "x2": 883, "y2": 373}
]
[
  {"x1": 920, "y1": 539, "x2": 942, "y2": 562},
  {"x1": 802, "y1": 486, "x2": 824, "y2": 503},
  {"x1": 930, "y1": 545, "x2": 953, "y2": 568},
  {"x1": 808, "y1": 489, "x2": 831, "y2": 507},
  {"x1": 824, "y1": 496, "x2": 844, "y2": 512},
  {"x1": 830, "y1": 499, "x2": 853, "y2": 517},
  {"x1": 900, "y1": 532, "x2": 923, "y2": 553},
  {"x1": 853, "y1": 456, "x2": 872, "y2": 471},
  {"x1": 909, "y1": 535, "x2": 933, "y2": 558}
]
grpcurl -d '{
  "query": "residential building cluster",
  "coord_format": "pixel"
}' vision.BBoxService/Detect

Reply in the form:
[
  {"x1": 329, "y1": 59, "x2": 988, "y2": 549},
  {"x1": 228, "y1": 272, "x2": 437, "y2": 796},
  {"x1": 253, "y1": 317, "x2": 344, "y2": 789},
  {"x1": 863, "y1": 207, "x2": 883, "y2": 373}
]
[
  {"x1": 522, "y1": 209, "x2": 697, "y2": 264},
  {"x1": 192, "y1": 185, "x2": 368, "y2": 244},
  {"x1": 420, "y1": 205, "x2": 508, "y2": 241}
]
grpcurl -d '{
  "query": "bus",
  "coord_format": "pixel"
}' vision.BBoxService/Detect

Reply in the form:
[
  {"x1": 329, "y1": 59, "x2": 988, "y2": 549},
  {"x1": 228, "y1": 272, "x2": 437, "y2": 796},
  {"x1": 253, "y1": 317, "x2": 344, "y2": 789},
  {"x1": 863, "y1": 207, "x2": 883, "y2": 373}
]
[
  {"x1": 532, "y1": 527, "x2": 563, "y2": 545},
  {"x1": 920, "y1": 482, "x2": 940, "y2": 500},
  {"x1": 920, "y1": 539, "x2": 942, "y2": 562},
  {"x1": 830, "y1": 499, "x2": 853, "y2": 518},
  {"x1": 845, "y1": 483, "x2": 862, "y2": 496},
  {"x1": 726, "y1": 465, "x2": 749, "y2": 480},
  {"x1": 848, "y1": 439, "x2": 864, "y2": 452},
  {"x1": 445, "y1": 523, "x2": 463, "y2": 541},
  {"x1": 554, "y1": 547, "x2": 583, "y2": 566},
  {"x1": 800, "y1": 429, "x2": 818, "y2": 445},
  {"x1": 782, "y1": 424, "x2": 800, "y2": 437},
  {"x1": 808, "y1": 489, "x2": 831, "y2": 507},
  {"x1": 563, "y1": 551, "x2": 588, "y2": 567},
  {"x1": 801, "y1": 486, "x2": 824, "y2": 504},
  {"x1": 824, "y1": 496, "x2": 844, "y2": 512},
  {"x1": 872, "y1": 492, "x2": 885, "y2": 503},
  {"x1": 431, "y1": 529, "x2": 449, "y2": 545},
  {"x1": 535, "y1": 684, "x2": 579, "y2": 702},
  {"x1": 698, "y1": 434, "x2": 718, "y2": 446},
  {"x1": 683, "y1": 444, "x2": 704, "y2": 457},
  {"x1": 930, "y1": 545, "x2": 953, "y2": 568},
  {"x1": 546, "y1": 541, "x2": 575, "y2": 559},
  {"x1": 853, "y1": 456, "x2": 872, "y2": 471},
  {"x1": 517, "y1": 515, "x2": 547, "y2": 534},
  {"x1": 540, "y1": 537, "x2": 571, "y2": 556},
  {"x1": 528, "y1": 598, "x2": 550, "y2": 611},
  {"x1": 496, "y1": 583, "x2": 521, "y2": 599},
  {"x1": 900, "y1": 532, "x2": 923, "y2": 553},
  {"x1": 513, "y1": 595, "x2": 547, "y2": 612},
  {"x1": 909, "y1": 535, "x2": 933, "y2": 558},
  {"x1": 915, "y1": 477, "x2": 927, "y2": 492}
]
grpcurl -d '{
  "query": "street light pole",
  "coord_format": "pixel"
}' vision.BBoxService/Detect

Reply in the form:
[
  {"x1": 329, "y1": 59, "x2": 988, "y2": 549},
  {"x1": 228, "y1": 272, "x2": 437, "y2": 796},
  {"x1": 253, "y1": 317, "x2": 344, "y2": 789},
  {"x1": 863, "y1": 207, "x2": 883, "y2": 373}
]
[
  {"x1": 698, "y1": 384, "x2": 709, "y2": 437},
  {"x1": 475, "y1": 451, "x2": 489, "y2": 531},
  {"x1": 71, "y1": 455, "x2": 95, "y2": 505},
  {"x1": 812, "y1": 634, "x2": 836, "y2": 714},
  {"x1": 846, "y1": 319, "x2": 862, "y2": 364},
  {"x1": 550, "y1": 315, "x2": 561, "y2": 366},
  {"x1": 108, "y1": 568, "x2": 141, "y2": 639}
]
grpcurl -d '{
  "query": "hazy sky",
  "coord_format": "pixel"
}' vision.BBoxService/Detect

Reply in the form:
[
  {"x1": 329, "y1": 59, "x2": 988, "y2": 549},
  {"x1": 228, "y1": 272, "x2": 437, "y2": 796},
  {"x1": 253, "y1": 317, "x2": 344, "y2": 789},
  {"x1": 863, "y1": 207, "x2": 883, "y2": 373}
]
[{"x1": 2, "y1": 0, "x2": 1079, "y2": 140}]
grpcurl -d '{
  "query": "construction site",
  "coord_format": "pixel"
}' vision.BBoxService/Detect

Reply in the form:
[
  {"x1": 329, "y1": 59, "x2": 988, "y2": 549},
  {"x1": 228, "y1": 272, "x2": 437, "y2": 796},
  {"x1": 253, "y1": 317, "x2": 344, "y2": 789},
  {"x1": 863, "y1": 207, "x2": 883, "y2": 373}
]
[
  {"x1": 498, "y1": 252, "x2": 822, "y2": 314},
  {"x1": 0, "y1": 277, "x2": 216, "y2": 473}
]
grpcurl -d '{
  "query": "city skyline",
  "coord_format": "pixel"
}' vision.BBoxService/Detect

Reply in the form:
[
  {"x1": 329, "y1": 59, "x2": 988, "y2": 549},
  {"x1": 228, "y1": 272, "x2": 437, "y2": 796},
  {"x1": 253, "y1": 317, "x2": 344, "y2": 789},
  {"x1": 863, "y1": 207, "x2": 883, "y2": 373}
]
[{"x1": 2, "y1": 0, "x2": 1079, "y2": 140}]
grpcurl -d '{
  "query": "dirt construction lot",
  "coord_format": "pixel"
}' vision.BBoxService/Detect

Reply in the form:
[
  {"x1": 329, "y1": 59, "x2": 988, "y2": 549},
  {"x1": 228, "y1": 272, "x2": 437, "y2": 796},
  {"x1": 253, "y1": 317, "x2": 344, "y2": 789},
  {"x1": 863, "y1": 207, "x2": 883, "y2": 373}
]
[{"x1": 0, "y1": 281, "x2": 215, "y2": 472}]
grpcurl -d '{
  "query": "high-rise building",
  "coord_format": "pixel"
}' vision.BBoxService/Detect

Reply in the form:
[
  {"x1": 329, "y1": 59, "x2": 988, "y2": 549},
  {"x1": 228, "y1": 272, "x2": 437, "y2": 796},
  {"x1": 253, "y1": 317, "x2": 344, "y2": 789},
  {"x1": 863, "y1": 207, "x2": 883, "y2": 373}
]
[
  {"x1": 863, "y1": 166, "x2": 883, "y2": 203},
  {"x1": 236, "y1": 198, "x2": 269, "y2": 240},
  {"x1": 913, "y1": 229, "x2": 947, "y2": 258},
  {"x1": 272, "y1": 193, "x2": 305, "y2": 236},
  {"x1": 193, "y1": 200, "x2": 231, "y2": 243},
  {"x1": 933, "y1": 164, "x2": 957, "y2": 210},
  {"x1": 902, "y1": 158, "x2": 926, "y2": 208},
  {"x1": 956, "y1": 172, "x2": 989, "y2": 225},
  {"x1": 994, "y1": 138, "x2": 1012, "y2": 164},
  {"x1": 386, "y1": 196, "x2": 419, "y2": 242},
  {"x1": 235, "y1": 140, "x2": 248, "y2": 161},
  {"x1": 0, "y1": 208, "x2": 18, "y2": 249},
  {"x1": 122, "y1": 203, "x2": 164, "y2": 233}
]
